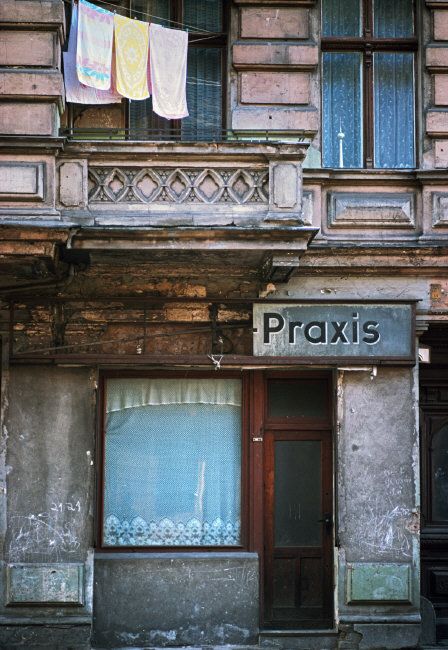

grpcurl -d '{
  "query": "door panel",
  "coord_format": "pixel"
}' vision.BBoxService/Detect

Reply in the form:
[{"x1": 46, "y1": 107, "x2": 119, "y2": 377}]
[
  {"x1": 264, "y1": 430, "x2": 333, "y2": 628},
  {"x1": 420, "y1": 370, "x2": 448, "y2": 640}
]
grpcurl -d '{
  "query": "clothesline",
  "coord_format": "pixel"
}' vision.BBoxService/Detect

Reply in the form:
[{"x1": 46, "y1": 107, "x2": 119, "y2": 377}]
[
  {"x1": 66, "y1": 0, "x2": 190, "y2": 118},
  {"x1": 64, "y1": 0, "x2": 219, "y2": 35}
]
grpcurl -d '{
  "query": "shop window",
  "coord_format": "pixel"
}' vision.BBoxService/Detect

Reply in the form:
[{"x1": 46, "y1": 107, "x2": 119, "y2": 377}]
[
  {"x1": 321, "y1": 0, "x2": 416, "y2": 169},
  {"x1": 64, "y1": 0, "x2": 226, "y2": 141},
  {"x1": 101, "y1": 377, "x2": 242, "y2": 547}
]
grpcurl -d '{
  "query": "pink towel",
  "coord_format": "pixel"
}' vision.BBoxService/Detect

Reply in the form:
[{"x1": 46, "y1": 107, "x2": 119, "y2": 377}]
[
  {"x1": 149, "y1": 23, "x2": 189, "y2": 120},
  {"x1": 64, "y1": 3, "x2": 121, "y2": 104},
  {"x1": 76, "y1": 0, "x2": 115, "y2": 90}
]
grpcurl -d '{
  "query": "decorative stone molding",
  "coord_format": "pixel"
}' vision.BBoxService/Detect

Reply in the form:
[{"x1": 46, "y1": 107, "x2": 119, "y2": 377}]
[
  {"x1": 327, "y1": 192, "x2": 416, "y2": 229},
  {"x1": 266, "y1": 161, "x2": 302, "y2": 221},
  {"x1": 88, "y1": 167, "x2": 269, "y2": 206},
  {"x1": 301, "y1": 190, "x2": 313, "y2": 226},
  {"x1": 432, "y1": 192, "x2": 448, "y2": 226},
  {"x1": 58, "y1": 161, "x2": 87, "y2": 208},
  {"x1": 232, "y1": 44, "x2": 318, "y2": 71},
  {"x1": 0, "y1": 162, "x2": 45, "y2": 202}
]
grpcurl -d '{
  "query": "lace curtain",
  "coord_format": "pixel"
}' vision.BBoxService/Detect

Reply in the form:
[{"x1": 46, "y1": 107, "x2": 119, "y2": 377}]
[
  {"x1": 322, "y1": 0, "x2": 361, "y2": 37},
  {"x1": 322, "y1": 52, "x2": 363, "y2": 168},
  {"x1": 322, "y1": 0, "x2": 414, "y2": 169},
  {"x1": 103, "y1": 378, "x2": 242, "y2": 546},
  {"x1": 373, "y1": 53, "x2": 415, "y2": 168}
]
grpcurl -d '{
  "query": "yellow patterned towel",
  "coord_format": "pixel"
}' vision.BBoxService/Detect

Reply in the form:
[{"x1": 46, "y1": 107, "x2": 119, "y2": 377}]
[{"x1": 114, "y1": 14, "x2": 150, "y2": 100}]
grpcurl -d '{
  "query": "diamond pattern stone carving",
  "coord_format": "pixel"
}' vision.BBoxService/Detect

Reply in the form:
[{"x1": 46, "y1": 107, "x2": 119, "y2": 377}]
[
  {"x1": 227, "y1": 170, "x2": 254, "y2": 204},
  {"x1": 88, "y1": 166, "x2": 269, "y2": 205},
  {"x1": 194, "y1": 169, "x2": 224, "y2": 203},
  {"x1": 134, "y1": 169, "x2": 162, "y2": 202},
  {"x1": 104, "y1": 168, "x2": 127, "y2": 202}
]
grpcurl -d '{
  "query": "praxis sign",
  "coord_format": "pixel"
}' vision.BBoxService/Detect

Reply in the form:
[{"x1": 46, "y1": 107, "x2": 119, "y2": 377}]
[{"x1": 253, "y1": 303, "x2": 414, "y2": 361}]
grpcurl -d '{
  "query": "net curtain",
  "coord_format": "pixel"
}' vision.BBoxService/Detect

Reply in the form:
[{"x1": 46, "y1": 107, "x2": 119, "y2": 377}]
[{"x1": 103, "y1": 378, "x2": 242, "y2": 546}]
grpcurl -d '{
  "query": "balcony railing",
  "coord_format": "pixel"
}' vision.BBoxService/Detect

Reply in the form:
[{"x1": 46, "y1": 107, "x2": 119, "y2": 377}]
[{"x1": 60, "y1": 128, "x2": 308, "y2": 144}]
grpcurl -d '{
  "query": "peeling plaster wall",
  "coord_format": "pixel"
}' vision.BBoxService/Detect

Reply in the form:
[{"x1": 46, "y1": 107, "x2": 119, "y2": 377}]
[
  {"x1": 336, "y1": 367, "x2": 420, "y2": 646},
  {"x1": 0, "y1": 366, "x2": 96, "y2": 647},
  {"x1": 92, "y1": 553, "x2": 259, "y2": 648}
]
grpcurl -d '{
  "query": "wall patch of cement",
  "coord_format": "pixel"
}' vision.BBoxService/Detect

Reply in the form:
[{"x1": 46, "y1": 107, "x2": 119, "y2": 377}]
[{"x1": 92, "y1": 552, "x2": 259, "y2": 648}]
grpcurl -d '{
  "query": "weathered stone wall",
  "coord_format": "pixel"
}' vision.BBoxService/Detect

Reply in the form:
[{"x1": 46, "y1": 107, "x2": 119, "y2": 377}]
[
  {"x1": 0, "y1": 0, "x2": 65, "y2": 137},
  {"x1": 424, "y1": 0, "x2": 448, "y2": 168},
  {"x1": 337, "y1": 368, "x2": 420, "y2": 641},
  {"x1": 0, "y1": 366, "x2": 95, "y2": 647},
  {"x1": 92, "y1": 553, "x2": 259, "y2": 648},
  {"x1": 230, "y1": 0, "x2": 319, "y2": 141}
]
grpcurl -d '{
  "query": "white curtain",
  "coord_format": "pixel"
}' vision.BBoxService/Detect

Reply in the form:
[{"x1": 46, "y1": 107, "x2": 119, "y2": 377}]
[{"x1": 104, "y1": 378, "x2": 242, "y2": 546}]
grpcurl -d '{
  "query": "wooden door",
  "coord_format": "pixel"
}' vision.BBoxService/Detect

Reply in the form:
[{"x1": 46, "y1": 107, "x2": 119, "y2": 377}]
[
  {"x1": 420, "y1": 367, "x2": 448, "y2": 640},
  {"x1": 263, "y1": 429, "x2": 333, "y2": 628},
  {"x1": 263, "y1": 373, "x2": 333, "y2": 629}
]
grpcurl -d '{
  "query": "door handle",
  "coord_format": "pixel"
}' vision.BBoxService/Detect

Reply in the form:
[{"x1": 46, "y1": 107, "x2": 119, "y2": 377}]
[{"x1": 318, "y1": 513, "x2": 332, "y2": 528}]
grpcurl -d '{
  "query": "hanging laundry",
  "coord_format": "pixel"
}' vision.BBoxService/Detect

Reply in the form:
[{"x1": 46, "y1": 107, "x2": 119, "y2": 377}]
[
  {"x1": 114, "y1": 14, "x2": 150, "y2": 100},
  {"x1": 77, "y1": 0, "x2": 115, "y2": 90},
  {"x1": 64, "y1": 3, "x2": 121, "y2": 104},
  {"x1": 149, "y1": 23, "x2": 189, "y2": 120}
]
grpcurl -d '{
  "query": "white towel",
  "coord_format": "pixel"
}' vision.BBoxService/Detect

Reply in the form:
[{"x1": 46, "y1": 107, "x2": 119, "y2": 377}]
[
  {"x1": 64, "y1": 3, "x2": 121, "y2": 104},
  {"x1": 76, "y1": 0, "x2": 115, "y2": 90},
  {"x1": 149, "y1": 23, "x2": 189, "y2": 120}
]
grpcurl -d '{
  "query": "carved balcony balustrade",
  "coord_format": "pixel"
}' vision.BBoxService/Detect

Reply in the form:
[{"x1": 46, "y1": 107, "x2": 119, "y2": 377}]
[{"x1": 54, "y1": 139, "x2": 317, "y2": 281}]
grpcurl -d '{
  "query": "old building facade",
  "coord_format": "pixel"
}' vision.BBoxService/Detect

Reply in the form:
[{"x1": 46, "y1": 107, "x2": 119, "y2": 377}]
[{"x1": 0, "y1": 0, "x2": 448, "y2": 648}]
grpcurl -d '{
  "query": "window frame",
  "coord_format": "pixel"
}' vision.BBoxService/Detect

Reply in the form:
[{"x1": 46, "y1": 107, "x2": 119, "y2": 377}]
[
  {"x1": 64, "y1": 0, "x2": 228, "y2": 141},
  {"x1": 321, "y1": 0, "x2": 418, "y2": 169},
  {"x1": 96, "y1": 370, "x2": 249, "y2": 551}
]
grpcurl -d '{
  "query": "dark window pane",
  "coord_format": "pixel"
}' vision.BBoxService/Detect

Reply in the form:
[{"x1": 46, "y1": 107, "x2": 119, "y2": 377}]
[
  {"x1": 322, "y1": 0, "x2": 361, "y2": 37},
  {"x1": 181, "y1": 47, "x2": 222, "y2": 141},
  {"x1": 129, "y1": 97, "x2": 173, "y2": 140},
  {"x1": 431, "y1": 423, "x2": 448, "y2": 522},
  {"x1": 132, "y1": 0, "x2": 171, "y2": 24},
  {"x1": 322, "y1": 52, "x2": 363, "y2": 168},
  {"x1": 184, "y1": 0, "x2": 222, "y2": 32},
  {"x1": 374, "y1": 0, "x2": 414, "y2": 37},
  {"x1": 275, "y1": 441, "x2": 321, "y2": 547},
  {"x1": 268, "y1": 379, "x2": 328, "y2": 419},
  {"x1": 374, "y1": 53, "x2": 415, "y2": 168}
]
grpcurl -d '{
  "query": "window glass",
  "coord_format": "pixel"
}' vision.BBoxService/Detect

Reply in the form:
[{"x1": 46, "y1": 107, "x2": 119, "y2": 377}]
[
  {"x1": 322, "y1": 52, "x2": 363, "y2": 168},
  {"x1": 322, "y1": 0, "x2": 361, "y2": 37},
  {"x1": 181, "y1": 48, "x2": 222, "y2": 141},
  {"x1": 268, "y1": 379, "x2": 328, "y2": 419},
  {"x1": 103, "y1": 378, "x2": 242, "y2": 547},
  {"x1": 374, "y1": 53, "x2": 415, "y2": 168},
  {"x1": 373, "y1": 0, "x2": 414, "y2": 37},
  {"x1": 184, "y1": 0, "x2": 223, "y2": 32},
  {"x1": 132, "y1": 0, "x2": 170, "y2": 24},
  {"x1": 275, "y1": 441, "x2": 322, "y2": 546}
]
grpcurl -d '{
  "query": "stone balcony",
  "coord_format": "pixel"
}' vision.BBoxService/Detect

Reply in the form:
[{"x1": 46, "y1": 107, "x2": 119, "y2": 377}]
[
  {"x1": 57, "y1": 139, "x2": 311, "y2": 226},
  {"x1": 0, "y1": 139, "x2": 317, "y2": 286}
]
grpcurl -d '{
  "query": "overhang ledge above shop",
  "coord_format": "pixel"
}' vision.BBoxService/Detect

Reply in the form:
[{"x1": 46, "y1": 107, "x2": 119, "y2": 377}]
[
  {"x1": 70, "y1": 225, "x2": 317, "y2": 249},
  {"x1": 69, "y1": 225, "x2": 318, "y2": 280}
]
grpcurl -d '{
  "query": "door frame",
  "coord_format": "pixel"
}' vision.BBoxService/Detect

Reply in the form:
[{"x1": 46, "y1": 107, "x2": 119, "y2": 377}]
[{"x1": 248, "y1": 370, "x2": 335, "y2": 629}]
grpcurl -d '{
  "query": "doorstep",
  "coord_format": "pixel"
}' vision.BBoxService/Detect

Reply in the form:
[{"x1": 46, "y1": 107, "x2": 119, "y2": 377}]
[{"x1": 259, "y1": 629, "x2": 338, "y2": 650}]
